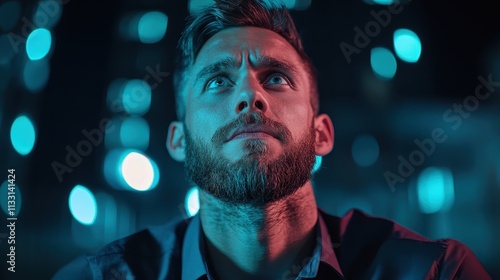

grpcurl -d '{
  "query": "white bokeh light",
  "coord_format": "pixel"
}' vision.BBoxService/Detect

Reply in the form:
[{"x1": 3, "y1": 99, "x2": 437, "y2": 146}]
[{"x1": 120, "y1": 152, "x2": 155, "y2": 191}]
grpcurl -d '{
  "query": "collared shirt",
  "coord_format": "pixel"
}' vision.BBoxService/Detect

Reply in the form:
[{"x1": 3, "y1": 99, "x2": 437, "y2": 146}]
[
  {"x1": 181, "y1": 209, "x2": 343, "y2": 280},
  {"x1": 52, "y1": 208, "x2": 492, "y2": 280}
]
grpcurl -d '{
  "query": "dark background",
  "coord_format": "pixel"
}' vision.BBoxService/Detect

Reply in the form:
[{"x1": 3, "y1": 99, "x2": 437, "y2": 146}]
[{"x1": 0, "y1": 0, "x2": 499, "y2": 279}]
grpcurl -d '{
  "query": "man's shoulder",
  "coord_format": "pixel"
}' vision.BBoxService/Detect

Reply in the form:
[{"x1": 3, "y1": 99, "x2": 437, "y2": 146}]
[
  {"x1": 321, "y1": 207, "x2": 474, "y2": 252},
  {"x1": 321, "y1": 208, "x2": 431, "y2": 241},
  {"x1": 95, "y1": 215, "x2": 190, "y2": 257},
  {"x1": 320, "y1": 208, "x2": 492, "y2": 279},
  {"x1": 52, "y1": 215, "x2": 191, "y2": 280}
]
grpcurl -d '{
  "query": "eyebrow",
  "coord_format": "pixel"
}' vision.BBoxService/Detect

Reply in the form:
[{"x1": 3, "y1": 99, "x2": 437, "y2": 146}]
[{"x1": 195, "y1": 55, "x2": 300, "y2": 82}]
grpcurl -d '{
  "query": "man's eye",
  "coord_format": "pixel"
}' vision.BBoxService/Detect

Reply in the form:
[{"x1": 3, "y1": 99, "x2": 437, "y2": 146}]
[
  {"x1": 206, "y1": 76, "x2": 231, "y2": 90},
  {"x1": 264, "y1": 73, "x2": 290, "y2": 86}
]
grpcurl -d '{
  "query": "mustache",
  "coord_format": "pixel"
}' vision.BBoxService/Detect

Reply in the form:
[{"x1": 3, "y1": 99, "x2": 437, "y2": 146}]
[{"x1": 211, "y1": 112, "x2": 291, "y2": 146}]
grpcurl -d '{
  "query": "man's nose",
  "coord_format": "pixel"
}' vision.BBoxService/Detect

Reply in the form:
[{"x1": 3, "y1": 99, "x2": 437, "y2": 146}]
[{"x1": 235, "y1": 77, "x2": 269, "y2": 114}]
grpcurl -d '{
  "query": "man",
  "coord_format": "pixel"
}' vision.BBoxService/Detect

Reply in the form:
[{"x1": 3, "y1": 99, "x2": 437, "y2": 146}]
[{"x1": 54, "y1": 0, "x2": 491, "y2": 279}]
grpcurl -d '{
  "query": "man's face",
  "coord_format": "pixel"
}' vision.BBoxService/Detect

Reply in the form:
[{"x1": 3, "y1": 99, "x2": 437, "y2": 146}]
[{"x1": 181, "y1": 26, "x2": 317, "y2": 205}]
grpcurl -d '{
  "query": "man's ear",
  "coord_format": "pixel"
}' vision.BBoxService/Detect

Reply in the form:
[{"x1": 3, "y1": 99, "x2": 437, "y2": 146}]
[
  {"x1": 313, "y1": 114, "x2": 334, "y2": 156},
  {"x1": 166, "y1": 121, "x2": 186, "y2": 162}
]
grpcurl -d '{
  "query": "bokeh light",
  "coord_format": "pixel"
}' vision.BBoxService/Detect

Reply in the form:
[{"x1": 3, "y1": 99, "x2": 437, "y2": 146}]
[
  {"x1": 26, "y1": 28, "x2": 52, "y2": 61},
  {"x1": 293, "y1": 0, "x2": 312, "y2": 10},
  {"x1": 417, "y1": 167, "x2": 455, "y2": 214},
  {"x1": 119, "y1": 117, "x2": 150, "y2": 150},
  {"x1": 0, "y1": 35, "x2": 16, "y2": 65},
  {"x1": 188, "y1": 0, "x2": 215, "y2": 15},
  {"x1": 370, "y1": 47, "x2": 397, "y2": 80},
  {"x1": 138, "y1": 11, "x2": 168, "y2": 44},
  {"x1": 69, "y1": 185, "x2": 98, "y2": 225},
  {"x1": 394, "y1": 28, "x2": 422, "y2": 63},
  {"x1": 10, "y1": 115, "x2": 36, "y2": 156},
  {"x1": 119, "y1": 11, "x2": 168, "y2": 43},
  {"x1": 371, "y1": 0, "x2": 394, "y2": 5},
  {"x1": 0, "y1": 180, "x2": 22, "y2": 217},
  {"x1": 185, "y1": 187, "x2": 200, "y2": 217},
  {"x1": 352, "y1": 134, "x2": 380, "y2": 167},
  {"x1": 122, "y1": 79, "x2": 151, "y2": 116},
  {"x1": 33, "y1": 0, "x2": 63, "y2": 29},
  {"x1": 120, "y1": 151, "x2": 159, "y2": 191},
  {"x1": 0, "y1": 1, "x2": 21, "y2": 31},
  {"x1": 23, "y1": 59, "x2": 50, "y2": 92}
]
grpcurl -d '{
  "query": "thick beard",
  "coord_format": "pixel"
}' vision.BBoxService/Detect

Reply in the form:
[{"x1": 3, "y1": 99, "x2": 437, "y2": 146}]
[{"x1": 184, "y1": 118, "x2": 316, "y2": 206}]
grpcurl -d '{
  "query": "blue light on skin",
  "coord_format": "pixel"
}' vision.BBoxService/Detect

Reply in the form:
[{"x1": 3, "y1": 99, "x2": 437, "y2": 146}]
[
  {"x1": 352, "y1": 134, "x2": 380, "y2": 167},
  {"x1": 69, "y1": 185, "x2": 97, "y2": 225},
  {"x1": 26, "y1": 28, "x2": 52, "y2": 60},
  {"x1": 312, "y1": 155, "x2": 322, "y2": 173},
  {"x1": 10, "y1": 115, "x2": 36, "y2": 156},
  {"x1": 393, "y1": 28, "x2": 422, "y2": 63},
  {"x1": 370, "y1": 47, "x2": 397, "y2": 80},
  {"x1": 138, "y1": 11, "x2": 168, "y2": 44},
  {"x1": 417, "y1": 167, "x2": 455, "y2": 214},
  {"x1": 185, "y1": 187, "x2": 200, "y2": 217}
]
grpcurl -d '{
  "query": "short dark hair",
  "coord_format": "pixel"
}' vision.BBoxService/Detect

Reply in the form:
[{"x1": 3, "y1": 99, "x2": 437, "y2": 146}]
[{"x1": 173, "y1": 0, "x2": 318, "y2": 121}]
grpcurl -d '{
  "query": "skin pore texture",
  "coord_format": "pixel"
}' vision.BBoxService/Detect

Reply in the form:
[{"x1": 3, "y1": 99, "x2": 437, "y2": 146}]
[{"x1": 167, "y1": 26, "x2": 334, "y2": 280}]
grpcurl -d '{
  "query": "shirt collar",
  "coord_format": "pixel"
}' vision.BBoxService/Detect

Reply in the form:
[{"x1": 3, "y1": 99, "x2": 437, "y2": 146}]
[
  {"x1": 292, "y1": 210, "x2": 343, "y2": 278},
  {"x1": 181, "y1": 214, "x2": 208, "y2": 280},
  {"x1": 181, "y1": 209, "x2": 344, "y2": 280},
  {"x1": 318, "y1": 209, "x2": 344, "y2": 276}
]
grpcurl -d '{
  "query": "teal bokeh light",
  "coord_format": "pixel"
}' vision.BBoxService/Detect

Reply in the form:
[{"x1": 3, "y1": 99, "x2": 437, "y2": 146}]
[
  {"x1": 372, "y1": 0, "x2": 393, "y2": 4},
  {"x1": 394, "y1": 28, "x2": 422, "y2": 63},
  {"x1": 0, "y1": 35, "x2": 16, "y2": 65},
  {"x1": 0, "y1": 181, "x2": 22, "y2": 217},
  {"x1": 138, "y1": 11, "x2": 168, "y2": 44},
  {"x1": 10, "y1": 115, "x2": 36, "y2": 156},
  {"x1": 352, "y1": 134, "x2": 380, "y2": 167},
  {"x1": 122, "y1": 79, "x2": 151, "y2": 116},
  {"x1": 119, "y1": 117, "x2": 150, "y2": 150},
  {"x1": 0, "y1": 1, "x2": 21, "y2": 31},
  {"x1": 26, "y1": 28, "x2": 52, "y2": 60},
  {"x1": 185, "y1": 187, "x2": 200, "y2": 217},
  {"x1": 33, "y1": 0, "x2": 63, "y2": 29},
  {"x1": 370, "y1": 47, "x2": 397, "y2": 80},
  {"x1": 23, "y1": 59, "x2": 50, "y2": 92},
  {"x1": 69, "y1": 185, "x2": 97, "y2": 225},
  {"x1": 417, "y1": 167, "x2": 455, "y2": 214}
]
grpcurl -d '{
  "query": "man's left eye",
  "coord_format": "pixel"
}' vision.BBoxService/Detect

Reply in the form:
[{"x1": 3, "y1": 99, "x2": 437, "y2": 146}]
[
  {"x1": 264, "y1": 73, "x2": 289, "y2": 86},
  {"x1": 206, "y1": 76, "x2": 231, "y2": 90}
]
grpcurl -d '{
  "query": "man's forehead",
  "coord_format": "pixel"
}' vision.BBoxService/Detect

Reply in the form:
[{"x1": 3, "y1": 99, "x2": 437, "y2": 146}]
[{"x1": 192, "y1": 26, "x2": 302, "y2": 69}]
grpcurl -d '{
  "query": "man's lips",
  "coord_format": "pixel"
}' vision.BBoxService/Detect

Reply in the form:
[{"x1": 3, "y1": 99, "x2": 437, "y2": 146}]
[{"x1": 225, "y1": 124, "x2": 281, "y2": 142}]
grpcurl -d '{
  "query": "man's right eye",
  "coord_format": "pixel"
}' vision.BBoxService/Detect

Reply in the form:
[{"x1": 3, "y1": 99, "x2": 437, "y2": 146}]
[{"x1": 206, "y1": 76, "x2": 231, "y2": 90}]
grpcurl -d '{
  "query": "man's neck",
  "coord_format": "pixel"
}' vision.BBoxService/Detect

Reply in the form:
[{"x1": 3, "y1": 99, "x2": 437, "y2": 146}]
[{"x1": 199, "y1": 183, "x2": 318, "y2": 280}]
